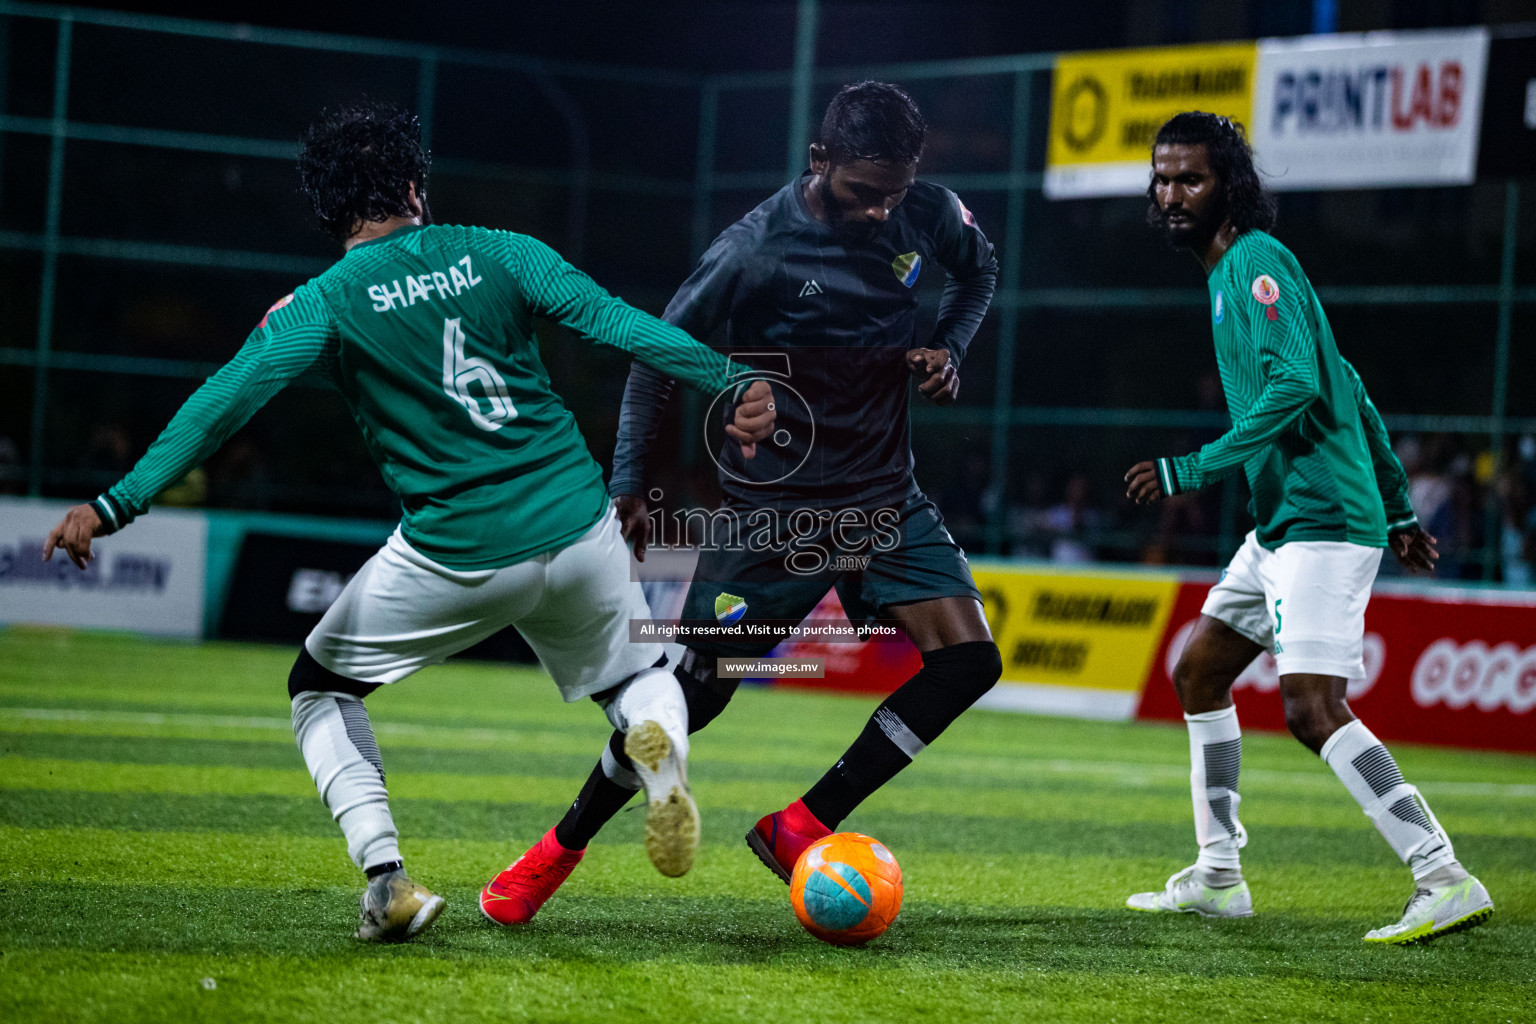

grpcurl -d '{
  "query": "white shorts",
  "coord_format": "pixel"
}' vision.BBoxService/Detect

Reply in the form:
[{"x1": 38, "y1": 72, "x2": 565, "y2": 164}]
[
  {"x1": 305, "y1": 508, "x2": 662, "y2": 701},
  {"x1": 1202, "y1": 531, "x2": 1383, "y2": 680}
]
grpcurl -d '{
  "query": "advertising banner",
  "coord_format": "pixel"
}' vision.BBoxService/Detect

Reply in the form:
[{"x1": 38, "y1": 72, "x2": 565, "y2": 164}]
[
  {"x1": 773, "y1": 565, "x2": 1180, "y2": 721},
  {"x1": 0, "y1": 497, "x2": 206, "y2": 638},
  {"x1": 1045, "y1": 42, "x2": 1258, "y2": 198},
  {"x1": 973, "y1": 565, "x2": 1181, "y2": 719},
  {"x1": 1137, "y1": 580, "x2": 1536, "y2": 754},
  {"x1": 1250, "y1": 28, "x2": 1490, "y2": 190},
  {"x1": 218, "y1": 531, "x2": 535, "y2": 661}
]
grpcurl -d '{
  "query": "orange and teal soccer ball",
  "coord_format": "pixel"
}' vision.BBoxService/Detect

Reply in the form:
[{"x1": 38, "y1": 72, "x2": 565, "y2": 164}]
[{"x1": 789, "y1": 832, "x2": 903, "y2": 945}]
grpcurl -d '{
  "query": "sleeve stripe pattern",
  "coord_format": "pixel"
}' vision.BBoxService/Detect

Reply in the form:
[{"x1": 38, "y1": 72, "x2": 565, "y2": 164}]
[
  {"x1": 91, "y1": 493, "x2": 122, "y2": 533},
  {"x1": 481, "y1": 231, "x2": 739, "y2": 398},
  {"x1": 1156, "y1": 458, "x2": 1180, "y2": 497},
  {"x1": 1386, "y1": 514, "x2": 1419, "y2": 532},
  {"x1": 106, "y1": 289, "x2": 338, "y2": 522}
]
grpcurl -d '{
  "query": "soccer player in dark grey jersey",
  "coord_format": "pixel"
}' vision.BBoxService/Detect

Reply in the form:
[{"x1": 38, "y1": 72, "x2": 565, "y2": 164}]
[
  {"x1": 483, "y1": 82, "x2": 1004, "y2": 923},
  {"x1": 41, "y1": 103, "x2": 776, "y2": 942}
]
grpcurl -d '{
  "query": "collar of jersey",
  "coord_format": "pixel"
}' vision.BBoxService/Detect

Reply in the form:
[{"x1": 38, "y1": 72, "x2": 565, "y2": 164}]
[
  {"x1": 348, "y1": 222, "x2": 428, "y2": 252},
  {"x1": 789, "y1": 171, "x2": 834, "y2": 235}
]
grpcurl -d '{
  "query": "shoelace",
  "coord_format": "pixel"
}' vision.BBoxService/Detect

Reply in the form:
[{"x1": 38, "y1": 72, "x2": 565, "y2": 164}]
[
  {"x1": 502, "y1": 862, "x2": 553, "y2": 891},
  {"x1": 1401, "y1": 887, "x2": 1433, "y2": 916}
]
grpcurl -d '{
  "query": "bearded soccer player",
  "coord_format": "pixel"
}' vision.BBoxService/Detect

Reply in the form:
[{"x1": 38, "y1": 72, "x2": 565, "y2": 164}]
[
  {"x1": 479, "y1": 81, "x2": 1001, "y2": 924},
  {"x1": 1122, "y1": 112, "x2": 1492, "y2": 944},
  {"x1": 41, "y1": 103, "x2": 776, "y2": 942}
]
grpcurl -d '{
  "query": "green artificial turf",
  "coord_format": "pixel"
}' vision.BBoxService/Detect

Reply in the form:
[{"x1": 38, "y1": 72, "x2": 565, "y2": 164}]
[{"x1": 1, "y1": 626, "x2": 1532, "y2": 1023}]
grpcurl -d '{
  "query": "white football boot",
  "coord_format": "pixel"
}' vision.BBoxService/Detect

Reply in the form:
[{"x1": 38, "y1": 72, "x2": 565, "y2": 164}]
[
  {"x1": 624, "y1": 719, "x2": 700, "y2": 879},
  {"x1": 1127, "y1": 866, "x2": 1253, "y2": 918},
  {"x1": 1363, "y1": 876, "x2": 1493, "y2": 945}
]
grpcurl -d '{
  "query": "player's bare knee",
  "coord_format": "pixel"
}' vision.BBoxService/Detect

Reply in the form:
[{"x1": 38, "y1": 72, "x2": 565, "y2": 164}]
[
  {"x1": 1281, "y1": 695, "x2": 1336, "y2": 752},
  {"x1": 1171, "y1": 655, "x2": 1230, "y2": 711}
]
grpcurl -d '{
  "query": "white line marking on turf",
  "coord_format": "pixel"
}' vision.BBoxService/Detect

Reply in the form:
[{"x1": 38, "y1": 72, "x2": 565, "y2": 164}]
[{"x1": 9, "y1": 707, "x2": 1536, "y2": 799}]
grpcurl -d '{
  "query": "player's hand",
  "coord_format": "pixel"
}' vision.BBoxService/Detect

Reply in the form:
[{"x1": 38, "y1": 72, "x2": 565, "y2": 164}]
[
  {"x1": 1124, "y1": 461, "x2": 1165, "y2": 505},
  {"x1": 726, "y1": 379, "x2": 775, "y2": 459},
  {"x1": 908, "y1": 348, "x2": 959, "y2": 404},
  {"x1": 613, "y1": 494, "x2": 652, "y2": 562},
  {"x1": 1390, "y1": 524, "x2": 1439, "y2": 574},
  {"x1": 43, "y1": 503, "x2": 106, "y2": 571}
]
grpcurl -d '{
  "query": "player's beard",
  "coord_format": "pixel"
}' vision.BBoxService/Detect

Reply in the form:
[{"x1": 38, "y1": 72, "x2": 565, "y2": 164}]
[
  {"x1": 817, "y1": 177, "x2": 883, "y2": 243},
  {"x1": 1155, "y1": 194, "x2": 1225, "y2": 251}
]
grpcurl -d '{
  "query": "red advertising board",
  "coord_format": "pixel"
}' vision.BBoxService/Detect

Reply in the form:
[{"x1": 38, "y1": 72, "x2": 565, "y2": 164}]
[{"x1": 1137, "y1": 580, "x2": 1536, "y2": 754}]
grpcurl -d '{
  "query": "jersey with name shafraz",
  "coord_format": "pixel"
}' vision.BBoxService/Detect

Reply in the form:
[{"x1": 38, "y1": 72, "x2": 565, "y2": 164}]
[
  {"x1": 98, "y1": 224, "x2": 740, "y2": 570},
  {"x1": 1163, "y1": 230, "x2": 1412, "y2": 549}
]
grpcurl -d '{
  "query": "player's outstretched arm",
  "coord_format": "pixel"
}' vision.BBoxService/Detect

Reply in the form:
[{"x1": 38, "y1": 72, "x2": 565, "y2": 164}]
[
  {"x1": 500, "y1": 232, "x2": 772, "y2": 456},
  {"x1": 41, "y1": 288, "x2": 336, "y2": 565}
]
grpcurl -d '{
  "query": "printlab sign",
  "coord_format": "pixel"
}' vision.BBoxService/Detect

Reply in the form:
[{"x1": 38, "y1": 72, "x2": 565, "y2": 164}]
[
  {"x1": 0, "y1": 498, "x2": 207, "y2": 638},
  {"x1": 1250, "y1": 27, "x2": 1490, "y2": 189}
]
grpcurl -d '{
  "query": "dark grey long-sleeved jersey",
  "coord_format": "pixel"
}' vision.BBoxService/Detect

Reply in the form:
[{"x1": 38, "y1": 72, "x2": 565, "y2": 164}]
[{"x1": 612, "y1": 174, "x2": 998, "y2": 509}]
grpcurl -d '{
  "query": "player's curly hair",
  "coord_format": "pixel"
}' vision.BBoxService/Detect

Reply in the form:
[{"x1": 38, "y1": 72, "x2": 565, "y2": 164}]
[
  {"x1": 819, "y1": 81, "x2": 926, "y2": 166},
  {"x1": 298, "y1": 101, "x2": 430, "y2": 242},
  {"x1": 1146, "y1": 111, "x2": 1277, "y2": 234}
]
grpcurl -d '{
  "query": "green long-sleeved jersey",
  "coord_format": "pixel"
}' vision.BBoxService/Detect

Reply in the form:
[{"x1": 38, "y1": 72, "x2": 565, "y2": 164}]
[
  {"x1": 1154, "y1": 230, "x2": 1416, "y2": 550},
  {"x1": 91, "y1": 223, "x2": 745, "y2": 570}
]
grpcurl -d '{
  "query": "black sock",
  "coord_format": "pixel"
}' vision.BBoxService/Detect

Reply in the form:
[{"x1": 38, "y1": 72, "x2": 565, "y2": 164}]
[
  {"x1": 554, "y1": 656, "x2": 742, "y2": 850},
  {"x1": 365, "y1": 859, "x2": 403, "y2": 879},
  {"x1": 554, "y1": 731, "x2": 637, "y2": 850},
  {"x1": 802, "y1": 640, "x2": 1000, "y2": 829}
]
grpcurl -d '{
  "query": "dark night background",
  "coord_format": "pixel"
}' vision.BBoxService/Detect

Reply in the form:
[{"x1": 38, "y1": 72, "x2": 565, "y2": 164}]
[{"x1": 3, "y1": 0, "x2": 1534, "y2": 578}]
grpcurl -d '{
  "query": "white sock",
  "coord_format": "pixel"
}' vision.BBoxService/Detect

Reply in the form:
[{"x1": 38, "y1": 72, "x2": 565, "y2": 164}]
[
  {"x1": 292, "y1": 691, "x2": 401, "y2": 871},
  {"x1": 1186, "y1": 706, "x2": 1246, "y2": 875},
  {"x1": 1320, "y1": 719, "x2": 1461, "y2": 883},
  {"x1": 603, "y1": 666, "x2": 689, "y2": 760}
]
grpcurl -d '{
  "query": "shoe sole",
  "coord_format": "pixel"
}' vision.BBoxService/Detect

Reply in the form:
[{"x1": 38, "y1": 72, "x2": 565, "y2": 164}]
[
  {"x1": 1366, "y1": 904, "x2": 1494, "y2": 946},
  {"x1": 406, "y1": 894, "x2": 445, "y2": 938},
  {"x1": 744, "y1": 827, "x2": 793, "y2": 885},
  {"x1": 626, "y1": 720, "x2": 699, "y2": 878},
  {"x1": 1126, "y1": 893, "x2": 1253, "y2": 918}
]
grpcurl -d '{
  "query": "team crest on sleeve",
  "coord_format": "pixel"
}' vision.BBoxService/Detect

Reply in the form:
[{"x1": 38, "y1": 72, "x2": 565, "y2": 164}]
[
  {"x1": 892, "y1": 252, "x2": 922, "y2": 288},
  {"x1": 258, "y1": 292, "x2": 295, "y2": 328},
  {"x1": 1250, "y1": 275, "x2": 1279, "y2": 306}
]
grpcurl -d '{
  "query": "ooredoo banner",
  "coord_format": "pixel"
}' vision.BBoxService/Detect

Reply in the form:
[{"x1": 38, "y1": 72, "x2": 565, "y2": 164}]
[
  {"x1": 0, "y1": 497, "x2": 207, "y2": 638},
  {"x1": 1251, "y1": 28, "x2": 1490, "y2": 190},
  {"x1": 1137, "y1": 580, "x2": 1536, "y2": 754}
]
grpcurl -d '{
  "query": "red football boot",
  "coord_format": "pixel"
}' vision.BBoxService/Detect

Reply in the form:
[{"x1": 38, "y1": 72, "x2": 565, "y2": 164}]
[
  {"x1": 745, "y1": 799, "x2": 832, "y2": 884},
  {"x1": 480, "y1": 828, "x2": 584, "y2": 926}
]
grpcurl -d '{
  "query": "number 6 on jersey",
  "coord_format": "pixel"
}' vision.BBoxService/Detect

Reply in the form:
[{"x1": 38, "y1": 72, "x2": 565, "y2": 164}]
[{"x1": 442, "y1": 317, "x2": 516, "y2": 431}]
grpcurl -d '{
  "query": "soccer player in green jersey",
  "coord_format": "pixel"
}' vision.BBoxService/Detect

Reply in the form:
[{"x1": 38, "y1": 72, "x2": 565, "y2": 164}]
[
  {"x1": 41, "y1": 103, "x2": 776, "y2": 942},
  {"x1": 1120, "y1": 112, "x2": 1492, "y2": 944}
]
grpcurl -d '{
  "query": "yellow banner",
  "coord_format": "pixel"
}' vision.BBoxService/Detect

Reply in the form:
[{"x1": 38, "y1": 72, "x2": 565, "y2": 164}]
[
  {"x1": 1045, "y1": 41, "x2": 1257, "y2": 198},
  {"x1": 972, "y1": 566, "x2": 1180, "y2": 693}
]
